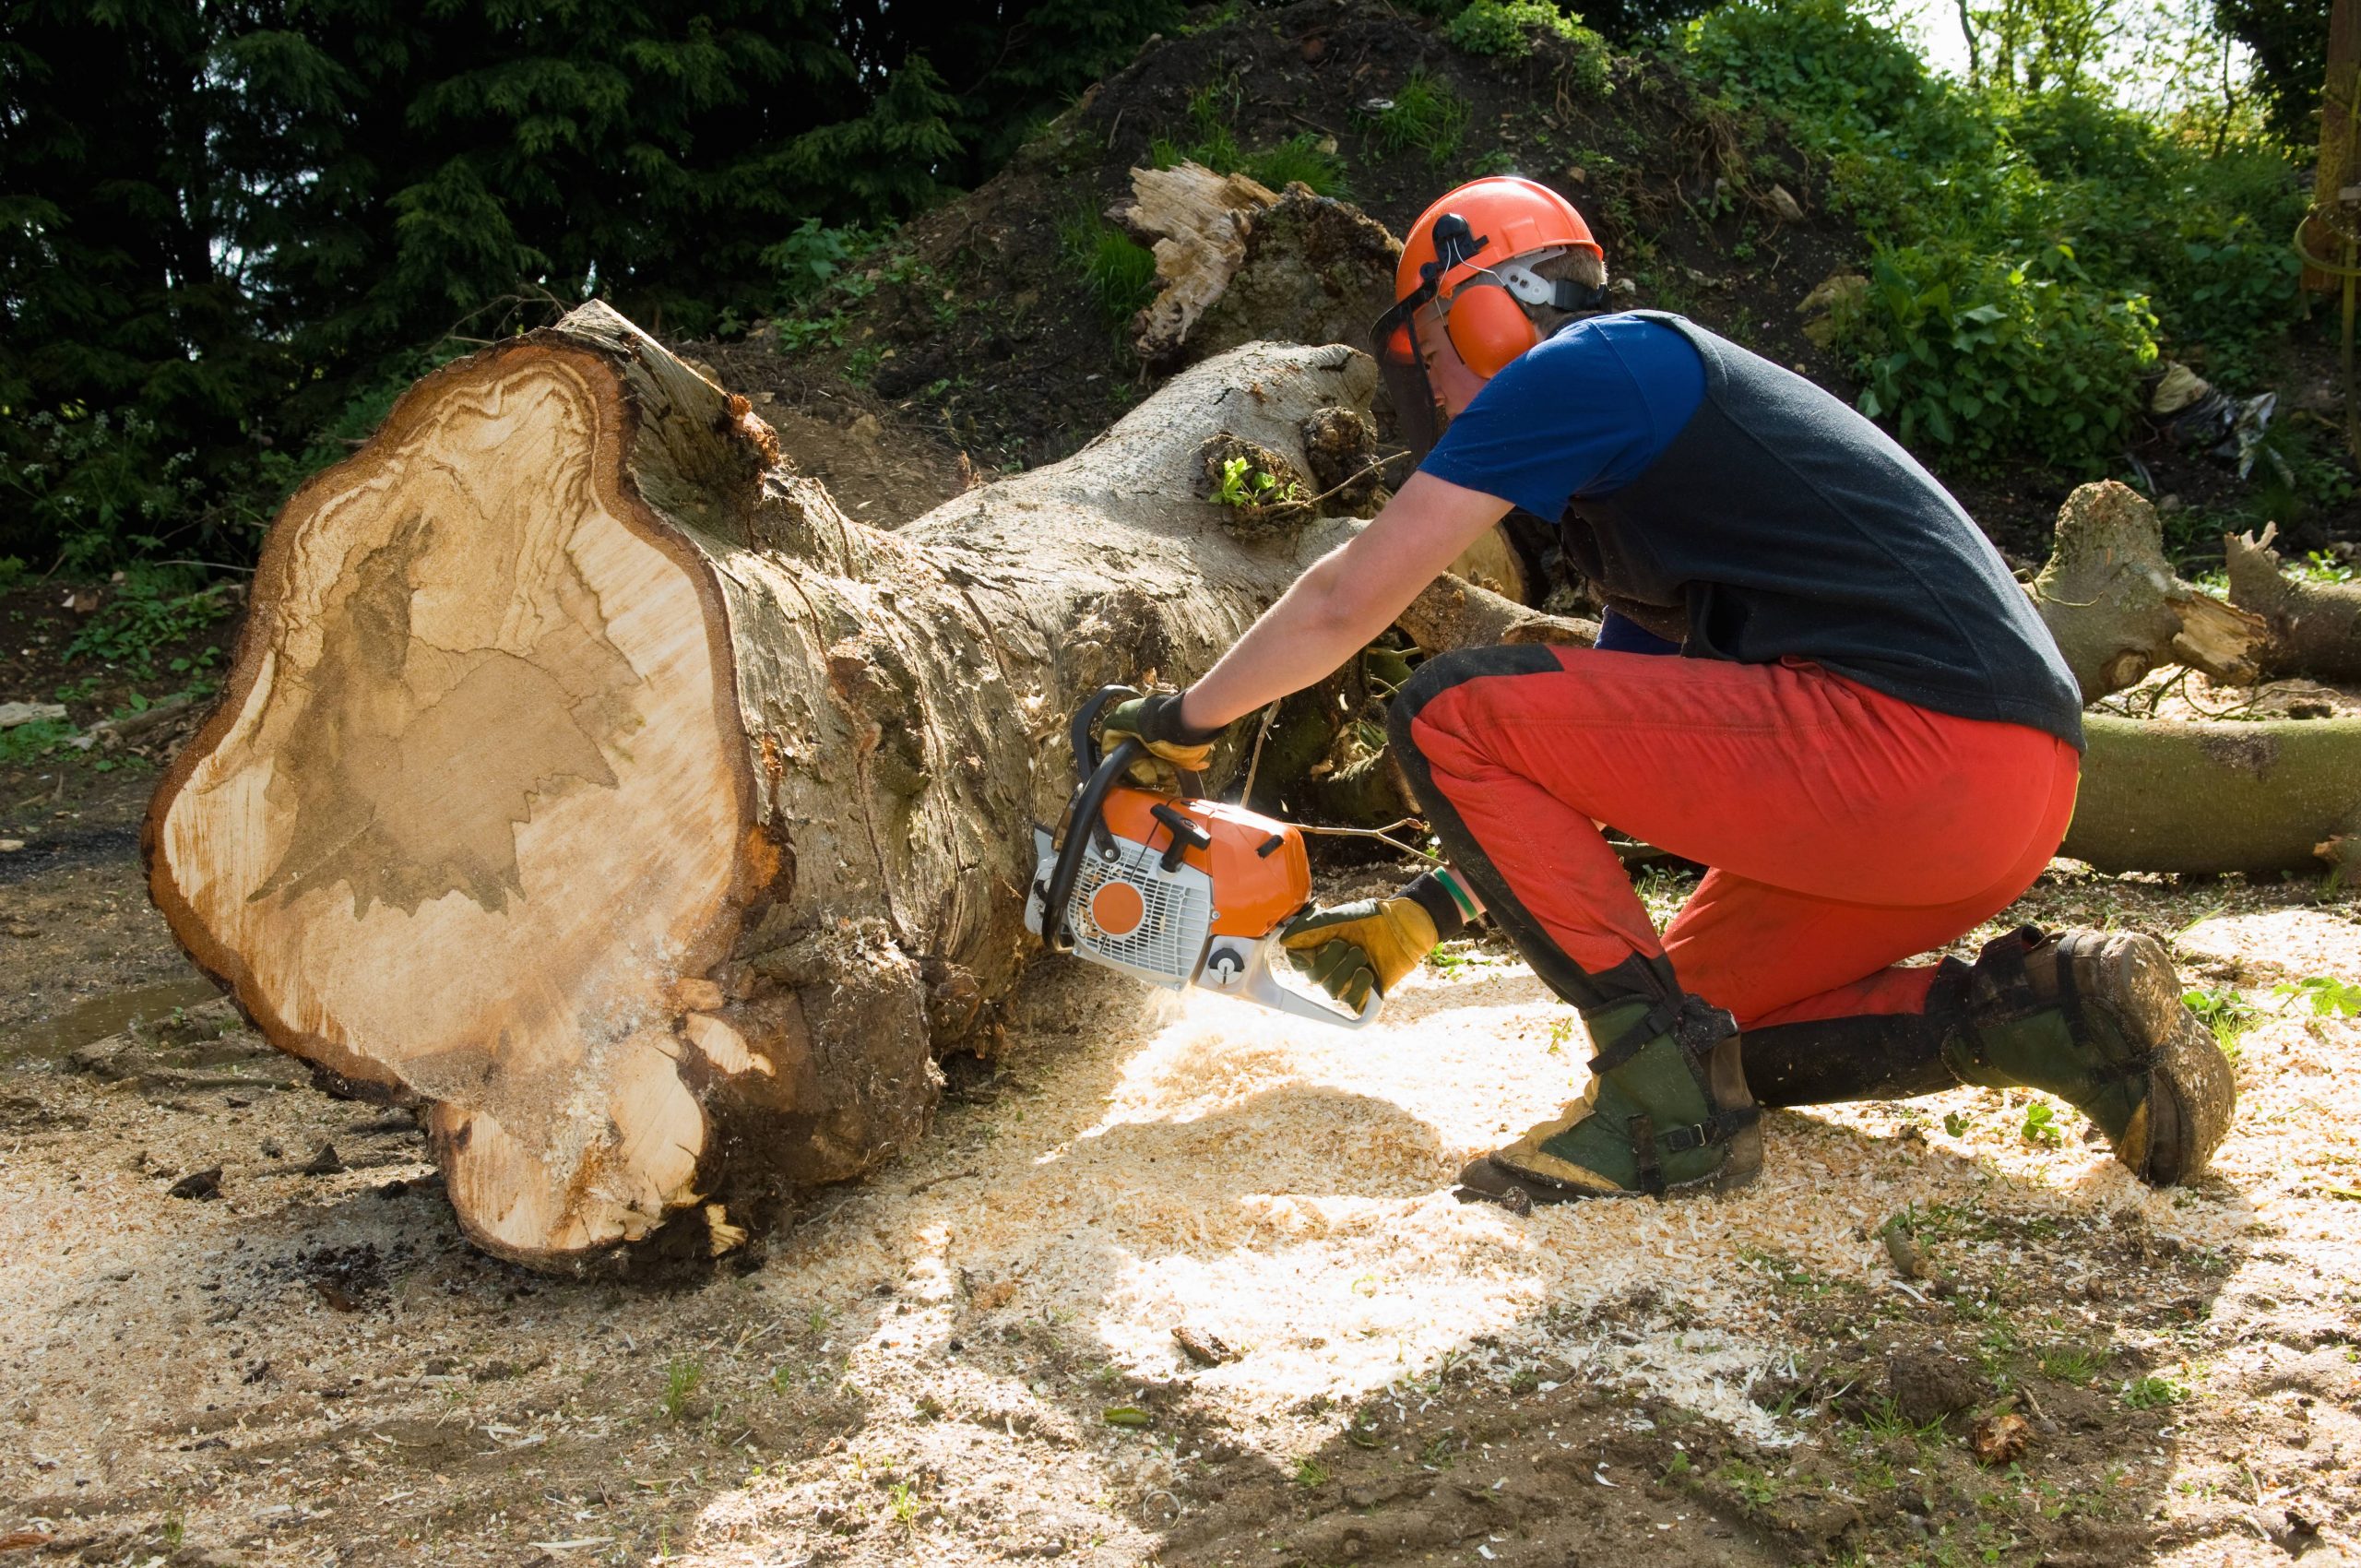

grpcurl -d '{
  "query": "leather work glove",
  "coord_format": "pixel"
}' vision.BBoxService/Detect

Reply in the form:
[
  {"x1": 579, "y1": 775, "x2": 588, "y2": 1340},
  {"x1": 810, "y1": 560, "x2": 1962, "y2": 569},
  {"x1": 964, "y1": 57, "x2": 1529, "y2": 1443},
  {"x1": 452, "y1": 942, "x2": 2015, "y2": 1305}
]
[
  {"x1": 1098, "y1": 690, "x2": 1222, "y2": 788},
  {"x1": 1279, "y1": 870, "x2": 1473, "y2": 1010}
]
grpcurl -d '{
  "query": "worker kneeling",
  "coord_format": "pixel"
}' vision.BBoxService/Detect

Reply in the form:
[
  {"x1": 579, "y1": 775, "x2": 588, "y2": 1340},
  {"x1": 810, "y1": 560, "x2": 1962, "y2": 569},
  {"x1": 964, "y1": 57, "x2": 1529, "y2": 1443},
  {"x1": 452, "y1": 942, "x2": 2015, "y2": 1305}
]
[{"x1": 1104, "y1": 175, "x2": 2234, "y2": 1206}]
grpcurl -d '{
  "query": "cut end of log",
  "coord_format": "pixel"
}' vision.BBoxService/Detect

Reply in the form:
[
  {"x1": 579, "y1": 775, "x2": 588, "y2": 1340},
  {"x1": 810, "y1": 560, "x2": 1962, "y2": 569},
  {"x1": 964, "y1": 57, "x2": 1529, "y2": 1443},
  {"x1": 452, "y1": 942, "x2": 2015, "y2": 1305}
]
[{"x1": 147, "y1": 325, "x2": 771, "y2": 1266}]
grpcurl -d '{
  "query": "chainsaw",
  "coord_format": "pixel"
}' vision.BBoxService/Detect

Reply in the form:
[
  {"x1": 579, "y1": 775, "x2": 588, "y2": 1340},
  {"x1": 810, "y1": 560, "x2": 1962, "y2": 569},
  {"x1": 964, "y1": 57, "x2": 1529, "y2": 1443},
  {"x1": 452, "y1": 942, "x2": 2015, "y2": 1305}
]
[{"x1": 1023, "y1": 685, "x2": 1382, "y2": 1029}]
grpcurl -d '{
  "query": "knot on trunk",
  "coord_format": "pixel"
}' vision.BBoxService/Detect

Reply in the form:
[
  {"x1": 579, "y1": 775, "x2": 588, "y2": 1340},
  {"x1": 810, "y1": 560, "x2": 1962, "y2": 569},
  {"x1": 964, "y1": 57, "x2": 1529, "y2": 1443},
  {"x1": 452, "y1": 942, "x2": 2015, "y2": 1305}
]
[
  {"x1": 1199, "y1": 434, "x2": 1312, "y2": 535},
  {"x1": 1299, "y1": 406, "x2": 1384, "y2": 513}
]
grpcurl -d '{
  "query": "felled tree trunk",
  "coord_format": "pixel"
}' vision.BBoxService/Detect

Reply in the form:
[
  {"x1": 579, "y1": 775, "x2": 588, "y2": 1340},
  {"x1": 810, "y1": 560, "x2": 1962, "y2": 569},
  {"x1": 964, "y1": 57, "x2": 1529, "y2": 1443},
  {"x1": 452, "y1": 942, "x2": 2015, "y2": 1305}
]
[
  {"x1": 2063, "y1": 715, "x2": 2361, "y2": 877},
  {"x1": 145, "y1": 302, "x2": 1376, "y2": 1270},
  {"x1": 2225, "y1": 527, "x2": 2361, "y2": 683},
  {"x1": 2029, "y1": 480, "x2": 2267, "y2": 700}
]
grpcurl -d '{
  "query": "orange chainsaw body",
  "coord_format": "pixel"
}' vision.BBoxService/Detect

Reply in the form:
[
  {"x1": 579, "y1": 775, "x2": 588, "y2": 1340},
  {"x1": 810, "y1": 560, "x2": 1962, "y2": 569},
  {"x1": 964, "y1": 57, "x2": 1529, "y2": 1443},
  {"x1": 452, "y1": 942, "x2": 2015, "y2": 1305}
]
[{"x1": 1089, "y1": 786, "x2": 1311, "y2": 937}]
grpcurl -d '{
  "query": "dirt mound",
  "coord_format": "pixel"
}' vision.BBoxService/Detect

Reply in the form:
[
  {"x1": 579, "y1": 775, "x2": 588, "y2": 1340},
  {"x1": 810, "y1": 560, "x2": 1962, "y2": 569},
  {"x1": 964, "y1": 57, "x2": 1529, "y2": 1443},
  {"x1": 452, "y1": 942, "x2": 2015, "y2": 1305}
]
[{"x1": 693, "y1": 0, "x2": 1857, "y2": 517}]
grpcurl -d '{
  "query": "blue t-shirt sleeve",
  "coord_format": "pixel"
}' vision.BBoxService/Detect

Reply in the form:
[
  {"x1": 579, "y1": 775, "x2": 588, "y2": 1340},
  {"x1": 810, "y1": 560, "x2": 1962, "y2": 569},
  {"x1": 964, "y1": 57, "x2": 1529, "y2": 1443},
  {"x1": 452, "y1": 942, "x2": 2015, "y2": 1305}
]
[{"x1": 1418, "y1": 317, "x2": 1706, "y2": 517}]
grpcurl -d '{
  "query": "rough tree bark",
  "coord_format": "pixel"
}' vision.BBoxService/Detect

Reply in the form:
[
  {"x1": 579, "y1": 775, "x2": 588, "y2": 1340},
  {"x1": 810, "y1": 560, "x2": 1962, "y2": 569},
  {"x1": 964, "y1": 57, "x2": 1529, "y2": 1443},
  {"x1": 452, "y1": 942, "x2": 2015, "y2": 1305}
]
[
  {"x1": 145, "y1": 302, "x2": 1377, "y2": 1270},
  {"x1": 2029, "y1": 481, "x2": 2268, "y2": 701},
  {"x1": 2225, "y1": 527, "x2": 2361, "y2": 683}
]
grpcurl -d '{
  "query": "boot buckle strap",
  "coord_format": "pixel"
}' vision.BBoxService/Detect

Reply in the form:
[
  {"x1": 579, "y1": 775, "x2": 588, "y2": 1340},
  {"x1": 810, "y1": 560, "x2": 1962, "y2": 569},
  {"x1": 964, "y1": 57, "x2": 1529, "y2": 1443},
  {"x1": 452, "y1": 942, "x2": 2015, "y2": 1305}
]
[
  {"x1": 1656, "y1": 1104, "x2": 1761, "y2": 1155},
  {"x1": 1586, "y1": 1000, "x2": 1681, "y2": 1074}
]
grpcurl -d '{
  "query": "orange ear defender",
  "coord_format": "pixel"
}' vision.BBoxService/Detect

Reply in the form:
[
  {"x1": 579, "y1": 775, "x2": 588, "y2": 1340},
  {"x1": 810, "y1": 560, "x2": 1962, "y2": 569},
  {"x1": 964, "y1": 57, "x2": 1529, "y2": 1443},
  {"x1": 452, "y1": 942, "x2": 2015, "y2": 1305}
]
[{"x1": 1442, "y1": 282, "x2": 1543, "y2": 377}]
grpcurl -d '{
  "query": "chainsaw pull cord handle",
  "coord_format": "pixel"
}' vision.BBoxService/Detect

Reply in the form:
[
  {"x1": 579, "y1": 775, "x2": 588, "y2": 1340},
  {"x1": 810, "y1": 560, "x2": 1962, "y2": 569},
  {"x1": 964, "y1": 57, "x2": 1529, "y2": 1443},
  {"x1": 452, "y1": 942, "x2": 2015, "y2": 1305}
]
[{"x1": 1038, "y1": 734, "x2": 1144, "y2": 955}]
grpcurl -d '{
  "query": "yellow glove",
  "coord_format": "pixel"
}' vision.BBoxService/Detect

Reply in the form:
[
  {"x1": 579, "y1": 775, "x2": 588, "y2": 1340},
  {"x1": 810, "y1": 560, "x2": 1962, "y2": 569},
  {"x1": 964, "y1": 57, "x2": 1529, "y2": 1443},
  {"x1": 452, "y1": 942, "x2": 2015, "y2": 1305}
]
[
  {"x1": 1278, "y1": 870, "x2": 1477, "y2": 1010},
  {"x1": 1278, "y1": 897, "x2": 1442, "y2": 1012},
  {"x1": 1099, "y1": 691, "x2": 1220, "y2": 787}
]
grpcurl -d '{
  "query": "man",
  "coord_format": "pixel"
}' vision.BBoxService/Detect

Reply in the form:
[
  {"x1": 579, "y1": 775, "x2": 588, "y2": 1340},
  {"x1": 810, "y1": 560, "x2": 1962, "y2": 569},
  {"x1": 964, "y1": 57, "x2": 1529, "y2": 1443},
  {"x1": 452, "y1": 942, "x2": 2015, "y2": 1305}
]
[{"x1": 1106, "y1": 176, "x2": 2233, "y2": 1206}]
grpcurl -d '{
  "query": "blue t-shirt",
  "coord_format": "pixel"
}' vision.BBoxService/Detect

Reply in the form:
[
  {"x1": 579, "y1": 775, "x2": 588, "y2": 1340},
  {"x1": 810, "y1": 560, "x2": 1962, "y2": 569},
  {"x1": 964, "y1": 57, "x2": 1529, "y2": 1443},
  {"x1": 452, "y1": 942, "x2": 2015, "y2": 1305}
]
[{"x1": 1420, "y1": 314, "x2": 1706, "y2": 654}]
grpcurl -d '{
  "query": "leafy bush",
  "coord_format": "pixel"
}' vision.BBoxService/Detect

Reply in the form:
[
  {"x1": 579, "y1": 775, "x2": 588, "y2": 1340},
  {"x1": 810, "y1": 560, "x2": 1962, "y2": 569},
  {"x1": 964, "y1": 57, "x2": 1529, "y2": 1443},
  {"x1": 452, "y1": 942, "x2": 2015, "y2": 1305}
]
[
  {"x1": 1834, "y1": 244, "x2": 2158, "y2": 470},
  {"x1": 64, "y1": 568, "x2": 238, "y2": 682},
  {"x1": 1683, "y1": 0, "x2": 2306, "y2": 475},
  {"x1": 1446, "y1": 1, "x2": 1596, "y2": 57}
]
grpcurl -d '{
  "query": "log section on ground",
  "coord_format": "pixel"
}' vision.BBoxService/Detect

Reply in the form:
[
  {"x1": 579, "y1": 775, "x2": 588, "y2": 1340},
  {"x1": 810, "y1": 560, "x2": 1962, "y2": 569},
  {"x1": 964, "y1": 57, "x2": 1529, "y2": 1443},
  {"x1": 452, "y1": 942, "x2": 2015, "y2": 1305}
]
[
  {"x1": 2060, "y1": 715, "x2": 2361, "y2": 877},
  {"x1": 145, "y1": 302, "x2": 1377, "y2": 1269},
  {"x1": 2225, "y1": 526, "x2": 2361, "y2": 683},
  {"x1": 2029, "y1": 480, "x2": 2267, "y2": 701}
]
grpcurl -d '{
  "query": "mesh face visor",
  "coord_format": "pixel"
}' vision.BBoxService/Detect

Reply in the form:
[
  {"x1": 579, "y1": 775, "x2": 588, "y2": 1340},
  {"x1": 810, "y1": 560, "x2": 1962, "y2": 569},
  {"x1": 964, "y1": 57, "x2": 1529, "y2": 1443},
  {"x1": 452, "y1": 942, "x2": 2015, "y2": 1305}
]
[{"x1": 1370, "y1": 292, "x2": 1443, "y2": 464}]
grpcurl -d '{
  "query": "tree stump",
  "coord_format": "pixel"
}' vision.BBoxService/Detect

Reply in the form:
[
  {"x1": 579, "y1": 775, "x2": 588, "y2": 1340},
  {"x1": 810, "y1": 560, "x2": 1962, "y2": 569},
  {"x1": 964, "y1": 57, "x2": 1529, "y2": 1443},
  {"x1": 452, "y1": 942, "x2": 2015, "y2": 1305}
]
[
  {"x1": 2029, "y1": 481, "x2": 2266, "y2": 700},
  {"x1": 146, "y1": 303, "x2": 1376, "y2": 1269}
]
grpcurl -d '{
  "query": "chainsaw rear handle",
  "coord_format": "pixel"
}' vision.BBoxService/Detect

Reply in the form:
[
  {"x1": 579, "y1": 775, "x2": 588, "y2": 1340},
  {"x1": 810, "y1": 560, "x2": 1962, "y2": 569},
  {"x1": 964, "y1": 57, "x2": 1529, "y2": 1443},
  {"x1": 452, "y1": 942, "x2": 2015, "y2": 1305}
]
[{"x1": 1037, "y1": 730, "x2": 1143, "y2": 955}]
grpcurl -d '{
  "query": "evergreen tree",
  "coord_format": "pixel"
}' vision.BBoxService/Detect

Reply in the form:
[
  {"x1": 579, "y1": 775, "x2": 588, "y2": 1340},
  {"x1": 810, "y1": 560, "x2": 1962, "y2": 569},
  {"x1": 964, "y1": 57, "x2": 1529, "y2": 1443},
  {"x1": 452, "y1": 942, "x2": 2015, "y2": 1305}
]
[{"x1": 0, "y1": 0, "x2": 1187, "y2": 567}]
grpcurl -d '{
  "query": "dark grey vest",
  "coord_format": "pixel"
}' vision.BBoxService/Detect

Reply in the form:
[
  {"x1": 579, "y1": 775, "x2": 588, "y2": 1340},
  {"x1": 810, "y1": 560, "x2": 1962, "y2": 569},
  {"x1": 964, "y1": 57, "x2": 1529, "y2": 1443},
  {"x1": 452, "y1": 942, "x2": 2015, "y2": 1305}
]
[{"x1": 1560, "y1": 314, "x2": 2084, "y2": 750}]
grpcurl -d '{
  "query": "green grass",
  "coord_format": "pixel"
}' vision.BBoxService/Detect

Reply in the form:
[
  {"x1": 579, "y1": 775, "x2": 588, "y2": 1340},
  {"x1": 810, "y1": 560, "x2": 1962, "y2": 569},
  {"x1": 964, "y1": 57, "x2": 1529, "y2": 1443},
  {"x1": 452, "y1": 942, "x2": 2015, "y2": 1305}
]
[
  {"x1": 661, "y1": 1357, "x2": 705, "y2": 1420},
  {"x1": 1361, "y1": 71, "x2": 1469, "y2": 168},
  {"x1": 1242, "y1": 133, "x2": 1350, "y2": 197},
  {"x1": 1148, "y1": 79, "x2": 1351, "y2": 198},
  {"x1": 1293, "y1": 1455, "x2": 1331, "y2": 1488},
  {"x1": 1059, "y1": 212, "x2": 1160, "y2": 328},
  {"x1": 2037, "y1": 1345, "x2": 2104, "y2": 1384}
]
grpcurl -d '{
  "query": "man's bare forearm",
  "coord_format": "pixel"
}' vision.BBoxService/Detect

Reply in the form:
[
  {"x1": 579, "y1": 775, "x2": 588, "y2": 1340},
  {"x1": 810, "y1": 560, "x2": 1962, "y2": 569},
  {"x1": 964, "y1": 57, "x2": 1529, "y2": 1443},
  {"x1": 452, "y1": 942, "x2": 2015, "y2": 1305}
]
[{"x1": 1176, "y1": 472, "x2": 1513, "y2": 732}]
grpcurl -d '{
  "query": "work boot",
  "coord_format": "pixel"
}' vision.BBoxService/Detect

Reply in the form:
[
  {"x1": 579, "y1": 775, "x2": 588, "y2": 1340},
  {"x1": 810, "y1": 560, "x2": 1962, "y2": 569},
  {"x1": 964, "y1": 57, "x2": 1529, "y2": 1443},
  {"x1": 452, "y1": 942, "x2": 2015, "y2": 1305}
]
[
  {"x1": 1941, "y1": 926, "x2": 2235, "y2": 1186},
  {"x1": 1457, "y1": 994, "x2": 1762, "y2": 1207}
]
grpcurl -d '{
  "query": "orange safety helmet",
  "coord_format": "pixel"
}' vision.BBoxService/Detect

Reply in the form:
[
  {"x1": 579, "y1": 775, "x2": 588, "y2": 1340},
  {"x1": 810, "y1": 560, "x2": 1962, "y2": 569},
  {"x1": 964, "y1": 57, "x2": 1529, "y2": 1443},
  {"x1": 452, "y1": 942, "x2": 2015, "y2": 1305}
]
[{"x1": 1371, "y1": 177, "x2": 1608, "y2": 457}]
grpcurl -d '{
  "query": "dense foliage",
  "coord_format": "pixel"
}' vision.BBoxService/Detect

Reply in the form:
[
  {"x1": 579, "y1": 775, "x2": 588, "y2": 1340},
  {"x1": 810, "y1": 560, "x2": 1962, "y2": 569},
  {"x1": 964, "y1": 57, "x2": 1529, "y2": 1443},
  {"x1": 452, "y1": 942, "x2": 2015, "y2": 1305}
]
[
  {"x1": 1685, "y1": 0, "x2": 2309, "y2": 474},
  {"x1": 0, "y1": 0, "x2": 1180, "y2": 570},
  {"x1": 1, "y1": 0, "x2": 2330, "y2": 572}
]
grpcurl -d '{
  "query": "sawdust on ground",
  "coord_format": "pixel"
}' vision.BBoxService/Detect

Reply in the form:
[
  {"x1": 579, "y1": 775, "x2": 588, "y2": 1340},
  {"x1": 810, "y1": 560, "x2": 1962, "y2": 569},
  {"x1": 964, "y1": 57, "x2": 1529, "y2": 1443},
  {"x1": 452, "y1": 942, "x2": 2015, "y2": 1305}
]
[{"x1": 5, "y1": 805, "x2": 2360, "y2": 1565}]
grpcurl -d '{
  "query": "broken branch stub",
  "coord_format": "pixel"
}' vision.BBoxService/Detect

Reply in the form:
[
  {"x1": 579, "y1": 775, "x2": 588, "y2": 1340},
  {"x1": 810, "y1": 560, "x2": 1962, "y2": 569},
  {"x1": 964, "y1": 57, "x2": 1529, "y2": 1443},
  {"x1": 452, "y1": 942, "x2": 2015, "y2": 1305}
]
[
  {"x1": 2029, "y1": 481, "x2": 2267, "y2": 700},
  {"x1": 1114, "y1": 160, "x2": 1400, "y2": 369},
  {"x1": 145, "y1": 302, "x2": 1378, "y2": 1269},
  {"x1": 2225, "y1": 526, "x2": 2361, "y2": 683}
]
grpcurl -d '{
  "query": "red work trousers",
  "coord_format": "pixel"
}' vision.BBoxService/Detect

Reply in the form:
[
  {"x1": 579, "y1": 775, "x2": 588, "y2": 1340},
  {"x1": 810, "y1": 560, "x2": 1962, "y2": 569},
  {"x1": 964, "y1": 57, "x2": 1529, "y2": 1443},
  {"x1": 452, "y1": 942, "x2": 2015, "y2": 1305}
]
[{"x1": 1388, "y1": 645, "x2": 2081, "y2": 1028}]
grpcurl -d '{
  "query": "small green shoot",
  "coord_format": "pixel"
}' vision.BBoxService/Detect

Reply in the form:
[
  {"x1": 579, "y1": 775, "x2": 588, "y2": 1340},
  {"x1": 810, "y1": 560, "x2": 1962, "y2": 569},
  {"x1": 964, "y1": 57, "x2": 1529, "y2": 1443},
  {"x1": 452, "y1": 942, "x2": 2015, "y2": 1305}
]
[
  {"x1": 2275, "y1": 976, "x2": 2361, "y2": 1017},
  {"x1": 2121, "y1": 1372, "x2": 2189, "y2": 1409},
  {"x1": 2021, "y1": 1100, "x2": 2061, "y2": 1147},
  {"x1": 1943, "y1": 1109, "x2": 1973, "y2": 1138},
  {"x1": 1213, "y1": 455, "x2": 1303, "y2": 510},
  {"x1": 1293, "y1": 1455, "x2": 1331, "y2": 1488},
  {"x1": 661, "y1": 1358, "x2": 705, "y2": 1420}
]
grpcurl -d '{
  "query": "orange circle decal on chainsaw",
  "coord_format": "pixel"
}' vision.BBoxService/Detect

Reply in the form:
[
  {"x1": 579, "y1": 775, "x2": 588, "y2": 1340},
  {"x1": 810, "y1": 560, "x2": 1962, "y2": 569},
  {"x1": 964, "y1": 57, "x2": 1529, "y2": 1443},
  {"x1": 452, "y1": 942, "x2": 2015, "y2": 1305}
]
[{"x1": 1089, "y1": 880, "x2": 1147, "y2": 938}]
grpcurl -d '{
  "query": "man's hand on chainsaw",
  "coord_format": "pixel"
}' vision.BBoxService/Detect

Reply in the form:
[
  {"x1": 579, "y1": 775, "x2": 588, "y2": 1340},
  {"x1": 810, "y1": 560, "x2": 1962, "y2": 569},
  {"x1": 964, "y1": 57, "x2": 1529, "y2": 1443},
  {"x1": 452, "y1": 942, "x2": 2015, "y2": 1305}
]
[
  {"x1": 1099, "y1": 691, "x2": 1222, "y2": 787},
  {"x1": 1279, "y1": 897, "x2": 1442, "y2": 1012}
]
